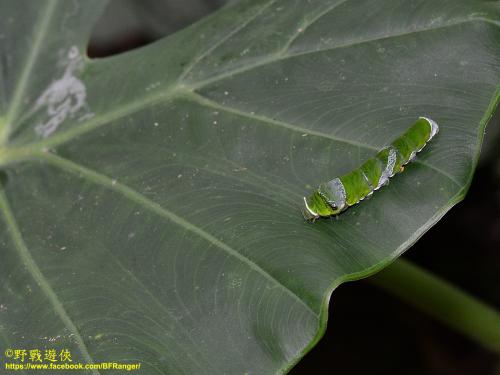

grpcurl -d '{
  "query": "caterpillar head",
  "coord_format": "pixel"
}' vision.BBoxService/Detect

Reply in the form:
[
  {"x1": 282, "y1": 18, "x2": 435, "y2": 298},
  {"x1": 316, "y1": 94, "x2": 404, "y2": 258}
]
[{"x1": 302, "y1": 191, "x2": 340, "y2": 221}]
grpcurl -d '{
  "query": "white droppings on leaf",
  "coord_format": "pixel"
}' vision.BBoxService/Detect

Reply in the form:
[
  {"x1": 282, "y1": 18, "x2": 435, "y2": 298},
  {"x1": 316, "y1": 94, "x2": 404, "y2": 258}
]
[
  {"x1": 48, "y1": 335, "x2": 62, "y2": 343},
  {"x1": 34, "y1": 46, "x2": 93, "y2": 138},
  {"x1": 229, "y1": 277, "x2": 242, "y2": 289},
  {"x1": 145, "y1": 81, "x2": 161, "y2": 91}
]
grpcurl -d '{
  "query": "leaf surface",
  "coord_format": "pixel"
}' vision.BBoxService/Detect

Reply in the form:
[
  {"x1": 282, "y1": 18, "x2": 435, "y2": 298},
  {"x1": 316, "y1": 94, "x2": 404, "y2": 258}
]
[{"x1": 0, "y1": 0, "x2": 499, "y2": 374}]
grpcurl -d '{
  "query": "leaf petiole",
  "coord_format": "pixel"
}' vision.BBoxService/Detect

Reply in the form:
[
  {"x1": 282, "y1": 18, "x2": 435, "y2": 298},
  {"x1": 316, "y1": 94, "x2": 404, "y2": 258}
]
[{"x1": 369, "y1": 258, "x2": 500, "y2": 353}]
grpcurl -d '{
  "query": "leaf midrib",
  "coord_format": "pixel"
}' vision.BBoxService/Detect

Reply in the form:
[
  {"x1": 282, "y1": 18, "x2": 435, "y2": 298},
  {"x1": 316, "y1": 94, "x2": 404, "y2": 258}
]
[
  {"x1": 0, "y1": 190, "x2": 100, "y2": 375},
  {"x1": 37, "y1": 151, "x2": 319, "y2": 317},
  {"x1": 0, "y1": 84, "x2": 461, "y2": 188}
]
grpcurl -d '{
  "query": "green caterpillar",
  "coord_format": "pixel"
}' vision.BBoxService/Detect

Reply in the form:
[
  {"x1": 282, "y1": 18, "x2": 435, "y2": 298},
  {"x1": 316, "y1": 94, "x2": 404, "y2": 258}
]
[{"x1": 302, "y1": 117, "x2": 439, "y2": 221}]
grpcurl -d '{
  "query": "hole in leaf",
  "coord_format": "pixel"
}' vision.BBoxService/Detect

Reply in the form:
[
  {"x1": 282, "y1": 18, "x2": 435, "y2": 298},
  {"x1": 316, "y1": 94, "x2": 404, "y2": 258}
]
[{"x1": 88, "y1": 0, "x2": 226, "y2": 58}]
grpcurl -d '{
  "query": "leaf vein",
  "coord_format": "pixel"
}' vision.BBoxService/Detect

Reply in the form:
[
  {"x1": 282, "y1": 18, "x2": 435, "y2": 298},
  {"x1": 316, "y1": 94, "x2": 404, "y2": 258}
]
[
  {"x1": 1, "y1": 0, "x2": 57, "y2": 143},
  {"x1": 178, "y1": 0, "x2": 278, "y2": 83},
  {"x1": 190, "y1": 18, "x2": 491, "y2": 90},
  {"x1": 0, "y1": 190, "x2": 99, "y2": 374},
  {"x1": 17, "y1": 19, "x2": 489, "y2": 157},
  {"x1": 182, "y1": 90, "x2": 462, "y2": 187},
  {"x1": 39, "y1": 152, "x2": 319, "y2": 317},
  {"x1": 277, "y1": 0, "x2": 350, "y2": 55}
]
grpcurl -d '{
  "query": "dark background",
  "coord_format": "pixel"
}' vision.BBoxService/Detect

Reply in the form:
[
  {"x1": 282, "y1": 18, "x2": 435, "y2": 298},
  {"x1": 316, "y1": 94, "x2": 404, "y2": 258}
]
[{"x1": 87, "y1": 1, "x2": 500, "y2": 373}]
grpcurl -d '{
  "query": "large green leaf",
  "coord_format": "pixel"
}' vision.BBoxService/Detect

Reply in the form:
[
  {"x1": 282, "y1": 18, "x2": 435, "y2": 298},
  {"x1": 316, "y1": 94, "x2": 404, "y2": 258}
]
[{"x1": 0, "y1": 0, "x2": 498, "y2": 374}]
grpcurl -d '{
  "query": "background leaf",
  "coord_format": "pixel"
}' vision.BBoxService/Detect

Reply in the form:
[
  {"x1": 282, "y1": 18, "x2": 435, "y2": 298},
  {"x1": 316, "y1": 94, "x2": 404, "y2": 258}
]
[{"x1": 0, "y1": 0, "x2": 498, "y2": 374}]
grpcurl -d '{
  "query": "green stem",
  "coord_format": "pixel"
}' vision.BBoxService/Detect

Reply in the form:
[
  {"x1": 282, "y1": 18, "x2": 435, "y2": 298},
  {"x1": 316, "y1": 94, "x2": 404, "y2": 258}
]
[{"x1": 369, "y1": 258, "x2": 500, "y2": 353}]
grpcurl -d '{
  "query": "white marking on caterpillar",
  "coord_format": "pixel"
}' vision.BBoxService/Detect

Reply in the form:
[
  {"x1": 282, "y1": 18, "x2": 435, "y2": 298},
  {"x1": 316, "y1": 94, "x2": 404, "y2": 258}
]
[
  {"x1": 376, "y1": 147, "x2": 397, "y2": 189},
  {"x1": 419, "y1": 116, "x2": 439, "y2": 139},
  {"x1": 303, "y1": 197, "x2": 318, "y2": 217},
  {"x1": 323, "y1": 178, "x2": 347, "y2": 210},
  {"x1": 361, "y1": 170, "x2": 374, "y2": 192},
  {"x1": 408, "y1": 150, "x2": 417, "y2": 163},
  {"x1": 34, "y1": 46, "x2": 93, "y2": 138}
]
